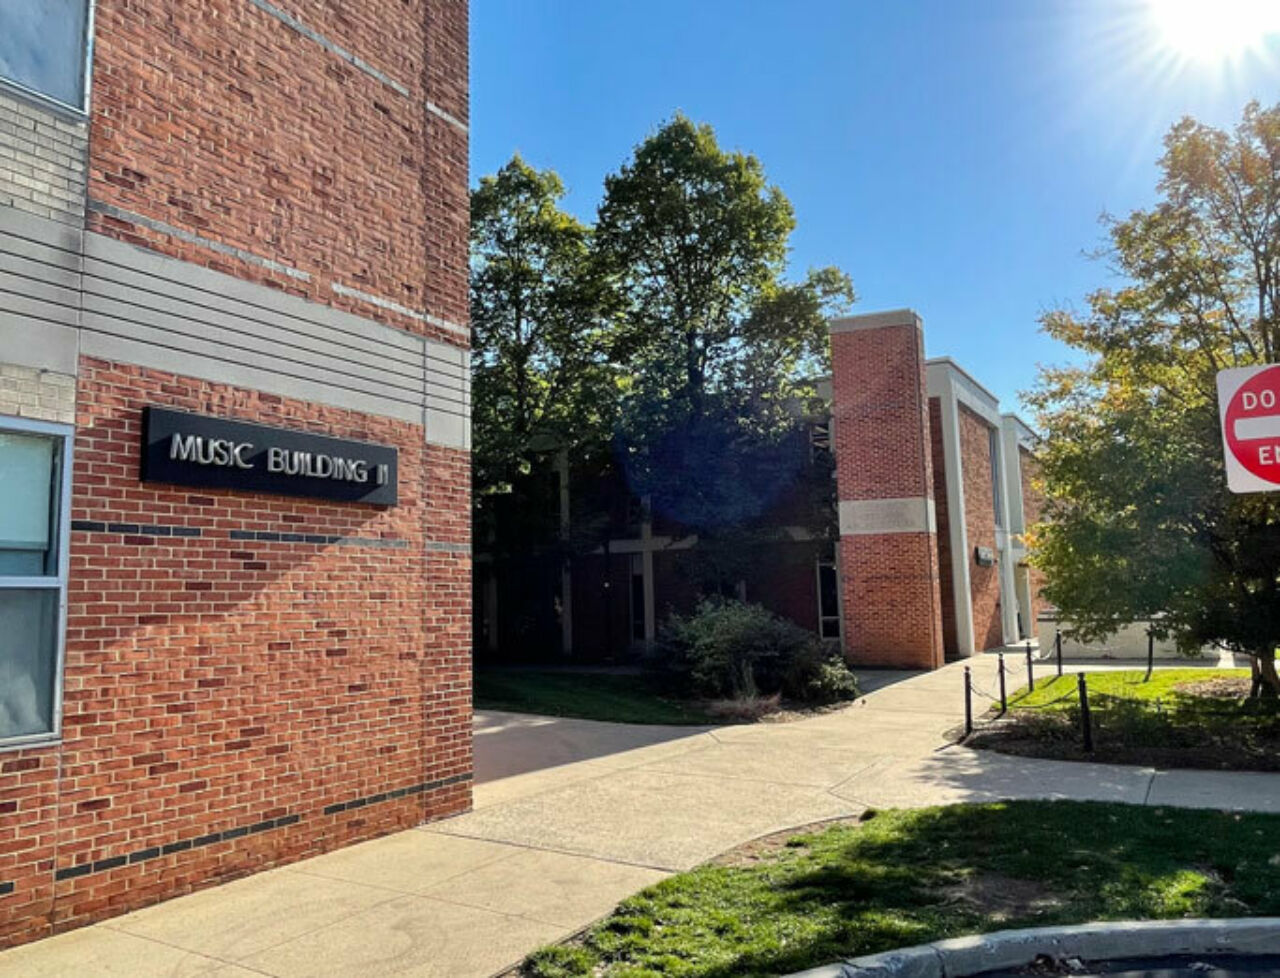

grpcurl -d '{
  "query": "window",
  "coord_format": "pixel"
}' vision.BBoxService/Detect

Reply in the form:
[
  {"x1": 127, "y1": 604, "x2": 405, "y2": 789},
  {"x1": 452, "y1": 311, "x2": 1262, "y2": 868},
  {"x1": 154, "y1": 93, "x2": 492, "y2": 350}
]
[
  {"x1": 816, "y1": 556, "x2": 840, "y2": 640},
  {"x1": 0, "y1": 420, "x2": 72, "y2": 746},
  {"x1": 809, "y1": 420, "x2": 832, "y2": 465},
  {"x1": 0, "y1": 1, "x2": 93, "y2": 113},
  {"x1": 989, "y1": 427, "x2": 1004, "y2": 528}
]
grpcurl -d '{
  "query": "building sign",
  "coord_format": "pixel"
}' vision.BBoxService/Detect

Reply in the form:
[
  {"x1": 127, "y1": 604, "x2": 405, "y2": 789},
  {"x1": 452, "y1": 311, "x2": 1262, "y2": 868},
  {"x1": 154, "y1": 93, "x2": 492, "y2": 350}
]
[
  {"x1": 1217, "y1": 364, "x2": 1280, "y2": 494},
  {"x1": 141, "y1": 408, "x2": 398, "y2": 505}
]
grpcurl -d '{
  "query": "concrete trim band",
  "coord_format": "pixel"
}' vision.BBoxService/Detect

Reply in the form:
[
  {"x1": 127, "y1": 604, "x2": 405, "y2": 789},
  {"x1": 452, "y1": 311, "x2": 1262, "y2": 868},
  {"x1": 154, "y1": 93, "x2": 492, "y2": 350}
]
[
  {"x1": 838, "y1": 497, "x2": 937, "y2": 536},
  {"x1": 786, "y1": 918, "x2": 1280, "y2": 978}
]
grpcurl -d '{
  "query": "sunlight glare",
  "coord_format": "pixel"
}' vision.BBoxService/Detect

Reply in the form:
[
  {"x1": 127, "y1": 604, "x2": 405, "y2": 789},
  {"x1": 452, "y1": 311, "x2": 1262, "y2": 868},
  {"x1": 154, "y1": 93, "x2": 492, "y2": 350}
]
[{"x1": 1149, "y1": 0, "x2": 1280, "y2": 63}]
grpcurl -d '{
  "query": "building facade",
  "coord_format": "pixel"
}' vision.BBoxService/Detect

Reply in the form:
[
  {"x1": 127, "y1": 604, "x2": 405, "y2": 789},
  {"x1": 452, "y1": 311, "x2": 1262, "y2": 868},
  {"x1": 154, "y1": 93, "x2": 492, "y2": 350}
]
[
  {"x1": 830, "y1": 310, "x2": 1041, "y2": 668},
  {"x1": 0, "y1": 0, "x2": 471, "y2": 947},
  {"x1": 478, "y1": 309, "x2": 1040, "y2": 668}
]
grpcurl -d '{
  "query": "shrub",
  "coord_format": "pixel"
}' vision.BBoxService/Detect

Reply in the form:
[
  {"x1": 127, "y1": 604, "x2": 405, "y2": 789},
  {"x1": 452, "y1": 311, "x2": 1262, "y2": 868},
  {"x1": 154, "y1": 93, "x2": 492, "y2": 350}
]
[{"x1": 649, "y1": 599, "x2": 859, "y2": 706}]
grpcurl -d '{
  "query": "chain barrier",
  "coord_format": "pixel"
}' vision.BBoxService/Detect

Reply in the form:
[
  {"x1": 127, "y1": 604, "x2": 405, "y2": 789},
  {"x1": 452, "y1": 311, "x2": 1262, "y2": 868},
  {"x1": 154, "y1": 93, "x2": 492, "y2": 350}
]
[{"x1": 961, "y1": 660, "x2": 1279, "y2": 749}]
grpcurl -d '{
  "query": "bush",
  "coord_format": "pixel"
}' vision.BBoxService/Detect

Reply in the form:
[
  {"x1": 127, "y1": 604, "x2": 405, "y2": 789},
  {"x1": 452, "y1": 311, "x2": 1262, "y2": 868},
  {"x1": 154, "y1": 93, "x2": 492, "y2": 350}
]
[{"x1": 648, "y1": 599, "x2": 859, "y2": 706}]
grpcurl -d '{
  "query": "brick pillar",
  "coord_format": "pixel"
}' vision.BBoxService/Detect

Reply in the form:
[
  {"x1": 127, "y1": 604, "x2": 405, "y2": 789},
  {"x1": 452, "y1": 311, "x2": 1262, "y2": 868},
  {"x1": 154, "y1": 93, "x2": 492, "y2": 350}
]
[{"x1": 829, "y1": 310, "x2": 945, "y2": 669}]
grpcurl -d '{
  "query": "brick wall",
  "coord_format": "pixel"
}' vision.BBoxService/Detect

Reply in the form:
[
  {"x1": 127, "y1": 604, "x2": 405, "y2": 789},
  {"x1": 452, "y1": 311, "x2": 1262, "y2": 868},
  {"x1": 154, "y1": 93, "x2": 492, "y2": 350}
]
[
  {"x1": 0, "y1": 0, "x2": 471, "y2": 946},
  {"x1": 86, "y1": 0, "x2": 469, "y2": 345},
  {"x1": 829, "y1": 316, "x2": 944, "y2": 669},
  {"x1": 958, "y1": 405, "x2": 1003, "y2": 650},
  {"x1": 0, "y1": 90, "x2": 87, "y2": 225},
  {"x1": 0, "y1": 359, "x2": 472, "y2": 945}
]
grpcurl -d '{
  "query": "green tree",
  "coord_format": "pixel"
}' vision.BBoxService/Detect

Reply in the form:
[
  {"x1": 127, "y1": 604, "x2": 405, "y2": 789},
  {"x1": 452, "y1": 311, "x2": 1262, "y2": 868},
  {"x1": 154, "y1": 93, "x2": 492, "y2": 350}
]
[
  {"x1": 1029, "y1": 101, "x2": 1280, "y2": 695},
  {"x1": 594, "y1": 116, "x2": 853, "y2": 582},
  {"x1": 470, "y1": 157, "x2": 620, "y2": 651},
  {"x1": 470, "y1": 155, "x2": 618, "y2": 508}
]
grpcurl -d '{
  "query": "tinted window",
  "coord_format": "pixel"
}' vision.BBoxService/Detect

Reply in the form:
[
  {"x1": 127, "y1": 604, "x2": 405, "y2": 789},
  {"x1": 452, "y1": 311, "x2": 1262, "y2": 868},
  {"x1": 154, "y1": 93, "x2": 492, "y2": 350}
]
[
  {"x1": 0, "y1": 1, "x2": 90, "y2": 109},
  {"x1": 0, "y1": 431, "x2": 60, "y2": 576},
  {"x1": 0, "y1": 424, "x2": 69, "y2": 744}
]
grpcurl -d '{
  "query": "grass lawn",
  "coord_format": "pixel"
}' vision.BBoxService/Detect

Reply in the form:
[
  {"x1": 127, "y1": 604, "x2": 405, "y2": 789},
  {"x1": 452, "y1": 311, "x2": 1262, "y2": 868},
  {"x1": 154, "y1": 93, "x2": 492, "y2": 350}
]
[
  {"x1": 968, "y1": 668, "x2": 1280, "y2": 770},
  {"x1": 1010, "y1": 668, "x2": 1253, "y2": 709},
  {"x1": 474, "y1": 669, "x2": 723, "y2": 725},
  {"x1": 521, "y1": 801, "x2": 1280, "y2": 978}
]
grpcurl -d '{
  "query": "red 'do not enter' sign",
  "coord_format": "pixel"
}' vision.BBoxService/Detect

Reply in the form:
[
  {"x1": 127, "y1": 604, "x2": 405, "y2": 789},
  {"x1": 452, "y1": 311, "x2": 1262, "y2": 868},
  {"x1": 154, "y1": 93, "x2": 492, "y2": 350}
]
[{"x1": 1218, "y1": 364, "x2": 1280, "y2": 493}]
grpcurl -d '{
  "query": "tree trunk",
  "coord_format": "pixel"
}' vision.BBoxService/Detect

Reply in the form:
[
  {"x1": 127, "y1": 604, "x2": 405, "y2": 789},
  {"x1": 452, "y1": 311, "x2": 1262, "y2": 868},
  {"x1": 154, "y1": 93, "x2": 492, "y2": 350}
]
[{"x1": 1255, "y1": 649, "x2": 1280, "y2": 699}]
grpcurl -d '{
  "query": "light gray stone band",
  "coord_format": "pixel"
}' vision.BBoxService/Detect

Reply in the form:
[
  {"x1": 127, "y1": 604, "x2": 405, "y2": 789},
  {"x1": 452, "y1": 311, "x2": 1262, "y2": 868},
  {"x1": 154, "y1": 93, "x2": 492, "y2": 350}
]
[
  {"x1": 4, "y1": 203, "x2": 470, "y2": 449},
  {"x1": 331, "y1": 281, "x2": 425, "y2": 323},
  {"x1": 243, "y1": 0, "x2": 410, "y2": 97},
  {"x1": 331, "y1": 282, "x2": 469, "y2": 340},
  {"x1": 839, "y1": 497, "x2": 936, "y2": 536},
  {"x1": 426, "y1": 313, "x2": 469, "y2": 338},
  {"x1": 427, "y1": 541, "x2": 470, "y2": 554},
  {"x1": 787, "y1": 918, "x2": 1280, "y2": 977},
  {"x1": 80, "y1": 230, "x2": 427, "y2": 421},
  {"x1": 335, "y1": 536, "x2": 409, "y2": 550},
  {"x1": 829, "y1": 309, "x2": 922, "y2": 334},
  {"x1": 425, "y1": 100, "x2": 468, "y2": 134},
  {"x1": 87, "y1": 200, "x2": 311, "y2": 282},
  {"x1": 0, "y1": 321, "x2": 79, "y2": 375},
  {"x1": 927, "y1": 357, "x2": 1001, "y2": 427},
  {"x1": 0, "y1": 202, "x2": 83, "y2": 342}
]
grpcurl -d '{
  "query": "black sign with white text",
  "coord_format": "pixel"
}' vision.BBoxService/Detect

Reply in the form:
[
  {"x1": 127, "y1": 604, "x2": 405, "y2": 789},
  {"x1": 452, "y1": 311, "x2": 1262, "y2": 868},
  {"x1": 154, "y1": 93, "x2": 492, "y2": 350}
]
[{"x1": 141, "y1": 407, "x2": 398, "y2": 505}]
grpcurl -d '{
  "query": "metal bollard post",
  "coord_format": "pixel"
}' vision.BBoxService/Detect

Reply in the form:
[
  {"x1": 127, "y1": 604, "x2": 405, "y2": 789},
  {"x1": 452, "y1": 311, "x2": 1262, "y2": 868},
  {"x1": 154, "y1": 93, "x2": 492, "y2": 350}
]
[
  {"x1": 1078, "y1": 672, "x2": 1093, "y2": 752},
  {"x1": 1026, "y1": 641, "x2": 1035, "y2": 693},
  {"x1": 998, "y1": 653, "x2": 1007, "y2": 714},
  {"x1": 1055, "y1": 629, "x2": 1063, "y2": 677},
  {"x1": 1145, "y1": 629, "x2": 1154, "y2": 682},
  {"x1": 964, "y1": 666, "x2": 973, "y2": 737}
]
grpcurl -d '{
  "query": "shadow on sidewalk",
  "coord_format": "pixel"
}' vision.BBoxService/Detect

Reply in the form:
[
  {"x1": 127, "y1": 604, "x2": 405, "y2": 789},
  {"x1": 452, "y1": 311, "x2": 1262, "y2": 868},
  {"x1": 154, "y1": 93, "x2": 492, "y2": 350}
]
[{"x1": 473, "y1": 710, "x2": 711, "y2": 784}]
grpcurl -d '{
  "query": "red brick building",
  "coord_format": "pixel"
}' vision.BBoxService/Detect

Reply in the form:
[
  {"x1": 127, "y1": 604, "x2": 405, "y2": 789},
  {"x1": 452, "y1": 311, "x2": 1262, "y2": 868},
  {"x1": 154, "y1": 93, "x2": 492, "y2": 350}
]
[
  {"x1": 830, "y1": 310, "x2": 1041, "y2": 668},
  {"x1": 0, "y1": 0, "x2": 470, "y2": 947},
  {"x1": 480, "y1": 308, "x2": 1040, "y2": 669}
]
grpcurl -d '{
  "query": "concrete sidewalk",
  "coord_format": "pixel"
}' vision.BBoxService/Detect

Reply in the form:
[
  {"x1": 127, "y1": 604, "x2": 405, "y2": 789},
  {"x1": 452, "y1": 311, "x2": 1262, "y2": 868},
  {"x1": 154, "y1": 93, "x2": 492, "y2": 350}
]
[{"x1": 3, "y1": 655, "x2": 1277, "y2": 978}]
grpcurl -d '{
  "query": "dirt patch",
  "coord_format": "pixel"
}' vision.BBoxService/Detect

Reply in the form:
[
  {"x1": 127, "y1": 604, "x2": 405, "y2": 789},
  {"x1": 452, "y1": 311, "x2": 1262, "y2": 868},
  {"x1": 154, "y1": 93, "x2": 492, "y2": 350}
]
[
  {"x1": 938, "y1": 872, "x2": 1065, "y2": 923},
  {"x1": 707, "y1": 814, "x2": 867, "y2": 868},
  {"x1": 1175, "y1": 676, "x2": 1253, "y2": 699},
  {"x1": 701, "y1": 695, "x2": 854, "y2": 725},
  {"x1": 719, "y1": 829, "x2": 1069, "y2": 917}
]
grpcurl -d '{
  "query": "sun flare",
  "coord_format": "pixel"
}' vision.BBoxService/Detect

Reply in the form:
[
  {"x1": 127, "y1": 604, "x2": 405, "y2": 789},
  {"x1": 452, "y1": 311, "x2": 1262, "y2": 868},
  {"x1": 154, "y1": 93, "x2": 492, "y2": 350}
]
[{"x1": 1149, "y1": 0, "x2": 1280, "y2": 63}]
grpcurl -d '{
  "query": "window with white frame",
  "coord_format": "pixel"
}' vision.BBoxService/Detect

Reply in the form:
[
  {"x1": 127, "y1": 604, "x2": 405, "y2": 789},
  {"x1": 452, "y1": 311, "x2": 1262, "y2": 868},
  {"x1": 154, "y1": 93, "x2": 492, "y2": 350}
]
[
  {"x1": 0, "y1": 1, "x2": 93, "y2": 113},
  {"x1": 0, "y1": 419, "x2": 72, "y2": 745}
]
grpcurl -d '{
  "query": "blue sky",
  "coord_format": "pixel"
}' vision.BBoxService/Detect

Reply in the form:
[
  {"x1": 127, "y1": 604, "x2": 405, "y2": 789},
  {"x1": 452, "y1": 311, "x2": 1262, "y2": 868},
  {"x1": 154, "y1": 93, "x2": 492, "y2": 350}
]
[{"x1": 471, "y1": 1, "x2": 1280, "y2": 413}]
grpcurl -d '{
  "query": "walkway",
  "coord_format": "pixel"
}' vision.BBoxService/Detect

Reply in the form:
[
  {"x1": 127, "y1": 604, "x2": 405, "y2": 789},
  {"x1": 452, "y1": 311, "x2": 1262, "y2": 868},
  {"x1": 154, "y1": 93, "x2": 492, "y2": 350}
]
[{"x1": 3, "y1": 655, "x2": 1277, "y2": 978}]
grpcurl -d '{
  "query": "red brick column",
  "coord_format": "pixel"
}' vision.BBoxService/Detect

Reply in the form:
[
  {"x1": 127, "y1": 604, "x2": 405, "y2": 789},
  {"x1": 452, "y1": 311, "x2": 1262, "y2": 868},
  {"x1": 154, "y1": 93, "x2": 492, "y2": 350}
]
[{"x1": 829, "y1": 311, "x2": 944, "y2": 669}]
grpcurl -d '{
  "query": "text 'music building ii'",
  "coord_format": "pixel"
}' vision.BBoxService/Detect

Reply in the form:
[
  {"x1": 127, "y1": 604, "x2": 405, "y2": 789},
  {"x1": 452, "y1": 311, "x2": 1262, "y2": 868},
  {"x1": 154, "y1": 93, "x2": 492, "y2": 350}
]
[{"x1": 0, "y1": 0, "x2": 471, "y2": 946}]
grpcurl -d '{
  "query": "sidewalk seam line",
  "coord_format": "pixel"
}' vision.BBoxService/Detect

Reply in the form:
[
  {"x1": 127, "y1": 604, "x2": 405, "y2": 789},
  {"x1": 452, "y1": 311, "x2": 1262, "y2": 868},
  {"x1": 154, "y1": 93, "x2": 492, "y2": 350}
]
[
  {"x1": 93, "y1": 923, "x2": 283, "y2": 976},
  {"x1": 284, "y1": 845, "x2": 522, "y2": 895},
  {"x1": 421, "y1": 828, "x2": 683, "y2": 874}
]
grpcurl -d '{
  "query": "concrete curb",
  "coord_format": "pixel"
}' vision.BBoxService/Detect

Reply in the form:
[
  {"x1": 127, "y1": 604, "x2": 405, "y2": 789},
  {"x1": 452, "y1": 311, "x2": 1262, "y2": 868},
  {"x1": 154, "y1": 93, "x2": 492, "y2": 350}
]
[{"x1": 784, "y1": 918, "x2": 1280, "y2": 977}]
